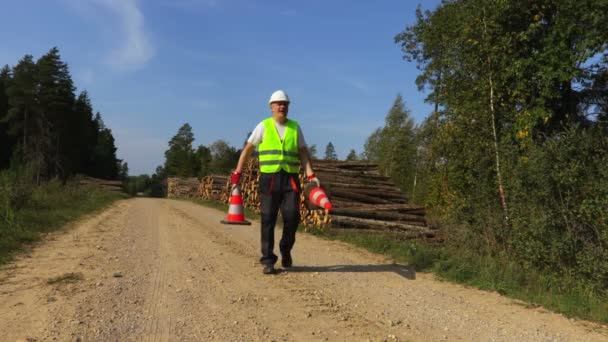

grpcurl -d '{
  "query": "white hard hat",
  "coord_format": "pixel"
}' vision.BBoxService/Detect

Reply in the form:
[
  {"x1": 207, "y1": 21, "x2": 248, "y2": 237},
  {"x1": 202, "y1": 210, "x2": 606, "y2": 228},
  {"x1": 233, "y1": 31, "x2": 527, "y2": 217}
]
[{"x1": 268, "y1": 90, "x2": 290, "y2": 104}]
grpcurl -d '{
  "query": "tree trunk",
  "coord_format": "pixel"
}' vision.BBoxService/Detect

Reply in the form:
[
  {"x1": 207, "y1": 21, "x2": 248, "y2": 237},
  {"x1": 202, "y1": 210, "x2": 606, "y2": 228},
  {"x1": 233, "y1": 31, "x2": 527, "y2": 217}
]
[
  {"x1": 488, "y1": 58, "x2": 509, "y2": 224},
  {"x1": 483, "y1": 9, "x2": 509, "y2": 225}
]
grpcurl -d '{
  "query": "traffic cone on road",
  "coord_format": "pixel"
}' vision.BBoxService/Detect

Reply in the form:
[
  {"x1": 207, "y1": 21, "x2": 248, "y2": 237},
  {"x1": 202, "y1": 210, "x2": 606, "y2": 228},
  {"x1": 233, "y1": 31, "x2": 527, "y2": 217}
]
[
  {"x1": 220, "y1": 185, "x2": 251, "y2": 225},
  {"x1": 308, "y1": 186, "x2": 333, "y2": 210}
]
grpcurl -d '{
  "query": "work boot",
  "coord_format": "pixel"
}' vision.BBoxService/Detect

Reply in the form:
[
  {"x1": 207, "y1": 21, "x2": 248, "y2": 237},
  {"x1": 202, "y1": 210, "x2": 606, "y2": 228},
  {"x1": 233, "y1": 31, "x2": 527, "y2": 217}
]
[
  {"x1": 281, "y1": 254, "x2": 293, "y2": 268},
  {"x1": 263, "y1": 264, "x2": 276, "y2": 275}
]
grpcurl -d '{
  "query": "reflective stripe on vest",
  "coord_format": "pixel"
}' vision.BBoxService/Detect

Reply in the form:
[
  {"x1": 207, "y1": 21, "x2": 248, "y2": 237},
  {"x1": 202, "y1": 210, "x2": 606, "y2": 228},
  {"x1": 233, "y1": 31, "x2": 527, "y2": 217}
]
[{"x1": 258, "y1": 118, "x2": 300, "y2": 173}]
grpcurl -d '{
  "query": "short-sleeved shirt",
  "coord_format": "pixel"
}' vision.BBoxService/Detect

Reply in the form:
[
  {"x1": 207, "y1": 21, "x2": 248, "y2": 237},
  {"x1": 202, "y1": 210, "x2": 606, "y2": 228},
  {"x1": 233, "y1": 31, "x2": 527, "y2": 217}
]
[{"x1": 247, "y1": 118, "x2": 307, "y2": 148}]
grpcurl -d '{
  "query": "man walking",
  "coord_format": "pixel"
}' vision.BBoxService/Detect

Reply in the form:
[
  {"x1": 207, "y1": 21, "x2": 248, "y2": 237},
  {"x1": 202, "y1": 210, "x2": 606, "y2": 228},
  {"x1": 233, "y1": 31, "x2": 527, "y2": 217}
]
[{"x1": 231, "y1": 90, "x2": 320, "y2": 274}]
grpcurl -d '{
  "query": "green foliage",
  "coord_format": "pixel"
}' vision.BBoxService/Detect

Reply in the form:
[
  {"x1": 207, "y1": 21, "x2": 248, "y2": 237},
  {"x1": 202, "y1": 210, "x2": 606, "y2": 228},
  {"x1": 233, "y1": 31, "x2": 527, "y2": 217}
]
[
  {"x1": 194, "y1": 145, "x2": 212, "y2": 178},
  {"x1": 161, "y1": 125, "x2": 240, "y2": 179},
  {"x1": 0, "y1": 65, "x2": 15, "y2": 169},
  {"x1": 0, "y1": 48, "x2": 121, "y2": 180},
  {"x1": 505, "y1": 126, "x2": 608, "y2": 291},
  {"x1": 0, "y1": 171, "x2": 124, "y2": 264},
  {"x1": 90, "y1": 113, "x2": 120, "y2": 180},
  {"x1": 324, "y1": 142, "x2": 338, "y2": 160},
  {"x1": 208, "y1": 139, "x2": 239, "y2": 174},
  {"x1": 364, "y1": 95, "x2": 418, "y2": 194},
  {"x1": 308, "y1": 144, "x2": 318, "y2": 159},
  {"x1": 118, "y1": 161, "x2": 129, "y2": 181},
  {"x1": 345, "y1": 149, "x2": 358, "y2": 161},
  {"x1": 389, "y1": 0, "x2": 608, "y2": 309},
  {"x1": 123, "y1": 174, "x2": 152, "y2": 196},
  {"x1": 36, "y1": 47, "x2": 77, "y2": 178},
  {"x1": 148, "y1": 166, "x2": 167, "y2": 197},
  {"x1": 164, "y1": 123, "x2": 196, "y2": 177}
]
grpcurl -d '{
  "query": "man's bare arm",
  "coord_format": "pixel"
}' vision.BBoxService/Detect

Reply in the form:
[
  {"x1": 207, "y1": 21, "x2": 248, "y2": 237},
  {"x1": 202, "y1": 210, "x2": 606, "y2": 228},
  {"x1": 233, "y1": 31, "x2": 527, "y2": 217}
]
[
  {"x1": 236, "y1": 143, "x2": 256, "y2": 173},
  {"x1": 299, "y1": 146, "x2": 315, "y2": 177}
]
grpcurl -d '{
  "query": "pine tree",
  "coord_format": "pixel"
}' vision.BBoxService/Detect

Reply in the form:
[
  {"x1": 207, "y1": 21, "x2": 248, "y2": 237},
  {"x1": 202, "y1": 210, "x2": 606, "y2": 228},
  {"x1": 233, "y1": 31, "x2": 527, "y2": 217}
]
[
  {"x1": 36, "y1": 47, "x2": 77, "y2": 178},
  {"x1": 0, "y1": 65, "x2": 15, "y2": 169},
  {"x1": 1, "y1": 50, "x2": 122, "y2": 180},
  {"x1": 346, "y1": 149, "x2": 358, "y2": 161},
  {"x1": 194, "y1": 145, "x2": 212, "y2": 178},
  {"x1": 5, "y1": 55, "x2": 49, "y2": 180},
  {"x1": 308, "y1": 144, "x2": 318, "y2": 159},
  {"x1": 91, "y1": 113, "x2": 120, "y2": 179},
  {"x1": 118, "y1": 161, "x2": 129, "y2": 180},
  {"x1": 324, "y1": 142, "x2": 338, "y2": 161},
  {"x1": 73, "y1": 91, "x2": 98, "y2": 175},
  {"x1": 209, "y1": 140, "x2": 238, "y2": 174},
  {"x1": 164, "y1": 123, "x2": 196, "y2": 177},
  {"x1": 363, "y1": 94, "x2": 417, "y2": 192},
  {"x1": 363, "y1": 128, "x2": 381, "y2": 161}
]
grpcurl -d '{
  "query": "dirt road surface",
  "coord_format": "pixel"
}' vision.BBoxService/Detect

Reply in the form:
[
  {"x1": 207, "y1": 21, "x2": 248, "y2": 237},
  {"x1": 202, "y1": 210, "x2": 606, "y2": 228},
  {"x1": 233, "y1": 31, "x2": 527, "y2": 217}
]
[{"x1": 1, "y1": 198, "x2": 606, "y2": 341}]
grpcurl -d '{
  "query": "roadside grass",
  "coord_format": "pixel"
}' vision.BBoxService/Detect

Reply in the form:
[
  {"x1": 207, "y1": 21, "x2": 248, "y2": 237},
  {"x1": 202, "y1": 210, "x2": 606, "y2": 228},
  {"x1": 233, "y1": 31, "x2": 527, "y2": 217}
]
[
  {"x1": 47, "y1": 272, "x2": 84, "y2": 285},
  {"x1": 182, "y1": 198, "x2": 608, "y2": 323},
  {"x1": 307, "y1": 227, "x2": 608, "y2": 324},
  {"x1": 0, "y1": 179, "x2": 127, "y2": 265}
]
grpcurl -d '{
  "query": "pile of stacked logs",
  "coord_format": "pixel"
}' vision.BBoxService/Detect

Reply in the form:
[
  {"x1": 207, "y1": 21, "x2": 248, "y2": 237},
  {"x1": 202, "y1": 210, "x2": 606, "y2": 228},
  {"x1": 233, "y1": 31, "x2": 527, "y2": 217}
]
[
  {"x1": 166, "y1": 177, "x2": 199, "y2": 198},
  {"x1": 163, "y1": 160, "x2": 437, "y2": 238},
  {"x1": 312, "y1": 161, "x2": 434, "y2": 237},
  {"x1": 79, "y1": 177, "x2": 124, "y2": 193},
  {"x1": 198, "y1": 175, "x2": 229, "y2": 202}
]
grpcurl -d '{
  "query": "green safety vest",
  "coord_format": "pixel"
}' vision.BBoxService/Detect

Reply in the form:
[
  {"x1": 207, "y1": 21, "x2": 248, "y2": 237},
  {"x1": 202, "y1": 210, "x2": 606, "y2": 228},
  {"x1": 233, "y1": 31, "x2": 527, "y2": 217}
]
[{"x1": 258, "y1": 118, "x2": 300, "y2": 173}]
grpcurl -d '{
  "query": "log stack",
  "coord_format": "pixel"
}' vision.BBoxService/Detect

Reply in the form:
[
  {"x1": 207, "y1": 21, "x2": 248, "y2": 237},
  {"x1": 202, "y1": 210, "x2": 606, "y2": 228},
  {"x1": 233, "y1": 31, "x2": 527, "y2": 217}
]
[
  {"x1": 239, "y1": 158, "x2": 262, "y2": 211},
  {"x1": 198, "y1": 175, "x2": 229, "y2": 201},
  {"x1": 163, "y1": 160, "x2": 437, "y2": 238},
  {"x1": 167, "y1": 177, "x2": 200, "y2": 198},
  {"x1": 79, "y1": 177, "x2": 124, "y2": 193},
  {"x1": 202, "y1": 160, "x2": 435, "y2": 238},
  {"x1": 312, "y1": 161, "x2": 433, "y2": 237}
]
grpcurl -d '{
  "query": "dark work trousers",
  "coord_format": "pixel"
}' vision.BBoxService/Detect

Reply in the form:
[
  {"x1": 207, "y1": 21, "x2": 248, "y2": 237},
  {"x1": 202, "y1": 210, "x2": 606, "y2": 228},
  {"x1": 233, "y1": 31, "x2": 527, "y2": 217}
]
[{"x1": 258, "y1": 170, "x2": 301, "y2": 265}]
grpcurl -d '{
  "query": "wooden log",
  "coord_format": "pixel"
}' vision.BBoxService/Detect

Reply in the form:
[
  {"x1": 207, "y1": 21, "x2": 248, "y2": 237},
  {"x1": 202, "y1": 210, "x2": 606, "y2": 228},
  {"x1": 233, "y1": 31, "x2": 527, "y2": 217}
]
[
  {"x1": 315, "y1": 174, "x2": 395, "y2": 186},
  {"x1": 329, "y1": 208, "x2": 426, "y2": 223},
  {"x1": 323, "y1": 181, "x2": 401, "y2": 192},
  {"x1": 330, "y1": 215, "x2": 431, "y2": 232},
  {"x1": 327, "y1": 187, "x2": 406, "y2": 200},
  {"x1": 330, "y1": 227, "x2": 437, "y2": 239},
  {"x1": 335, "y1": 203, "x2": 425, "y2": 212},
  {"x1": 328, "y1": 189, "x2": 391, "y2": 204}
]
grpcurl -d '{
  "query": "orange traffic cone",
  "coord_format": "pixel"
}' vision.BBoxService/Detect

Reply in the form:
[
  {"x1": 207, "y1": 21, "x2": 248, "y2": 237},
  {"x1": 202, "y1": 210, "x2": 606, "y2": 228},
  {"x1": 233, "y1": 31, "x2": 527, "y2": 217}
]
[
  {"x1": 221, "y1": 185, "x2": 251, "y2": 225},
  {"x1": 308, "y1": 186, "x2": 333, "y2": 210}
]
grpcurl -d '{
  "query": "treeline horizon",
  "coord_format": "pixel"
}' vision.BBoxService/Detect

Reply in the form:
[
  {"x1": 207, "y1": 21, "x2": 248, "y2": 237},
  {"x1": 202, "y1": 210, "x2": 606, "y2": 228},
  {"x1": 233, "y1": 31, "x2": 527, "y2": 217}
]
[{"x1": 0, "y1": 47, "x2": 125, "y2": 181}]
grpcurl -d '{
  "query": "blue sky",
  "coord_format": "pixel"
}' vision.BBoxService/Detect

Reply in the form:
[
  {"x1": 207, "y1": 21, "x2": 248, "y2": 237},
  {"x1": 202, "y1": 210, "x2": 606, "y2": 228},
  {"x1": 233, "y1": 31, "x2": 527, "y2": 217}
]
[{"x1": 1, "y1": 0, "x2": 441, "y2": 175}]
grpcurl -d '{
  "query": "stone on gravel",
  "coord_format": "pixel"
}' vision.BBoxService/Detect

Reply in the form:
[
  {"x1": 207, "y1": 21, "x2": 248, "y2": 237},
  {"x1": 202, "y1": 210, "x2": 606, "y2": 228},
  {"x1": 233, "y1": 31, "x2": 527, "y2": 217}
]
[{"x1": 112, "y1": 272, "x2": 123, "y2": 278}]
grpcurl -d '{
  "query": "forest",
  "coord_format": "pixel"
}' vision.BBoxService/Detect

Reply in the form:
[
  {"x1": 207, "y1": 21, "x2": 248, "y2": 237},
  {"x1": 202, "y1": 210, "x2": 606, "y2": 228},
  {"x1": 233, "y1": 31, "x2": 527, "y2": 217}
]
[
  {"x1": 0, "y1": 47, "x2": 125, "y2": 182},
  {"x1": 361, "y1": 0, "x2": 608, "y2": 299}
]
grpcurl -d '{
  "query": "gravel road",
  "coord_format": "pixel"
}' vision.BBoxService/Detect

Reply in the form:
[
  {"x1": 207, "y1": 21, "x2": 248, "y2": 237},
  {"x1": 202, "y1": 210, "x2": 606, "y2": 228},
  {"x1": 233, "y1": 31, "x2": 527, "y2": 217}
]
[{"x1": 1, "y1": 198, "x2": 606, "y2": 341}]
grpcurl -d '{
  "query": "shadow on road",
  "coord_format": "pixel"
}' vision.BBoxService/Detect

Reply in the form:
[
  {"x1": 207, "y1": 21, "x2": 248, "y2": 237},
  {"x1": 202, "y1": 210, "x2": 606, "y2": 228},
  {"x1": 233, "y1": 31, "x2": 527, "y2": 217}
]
[{"x1": 287, "y1": 264, "x2": 416, "y2": 280}]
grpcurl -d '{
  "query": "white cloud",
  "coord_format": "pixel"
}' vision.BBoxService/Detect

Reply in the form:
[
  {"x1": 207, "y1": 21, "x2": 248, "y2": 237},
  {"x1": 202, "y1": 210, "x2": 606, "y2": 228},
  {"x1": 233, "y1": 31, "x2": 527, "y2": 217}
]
[{"x1": 95, "y1": 0, "x2": 155, "y2": 70}]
